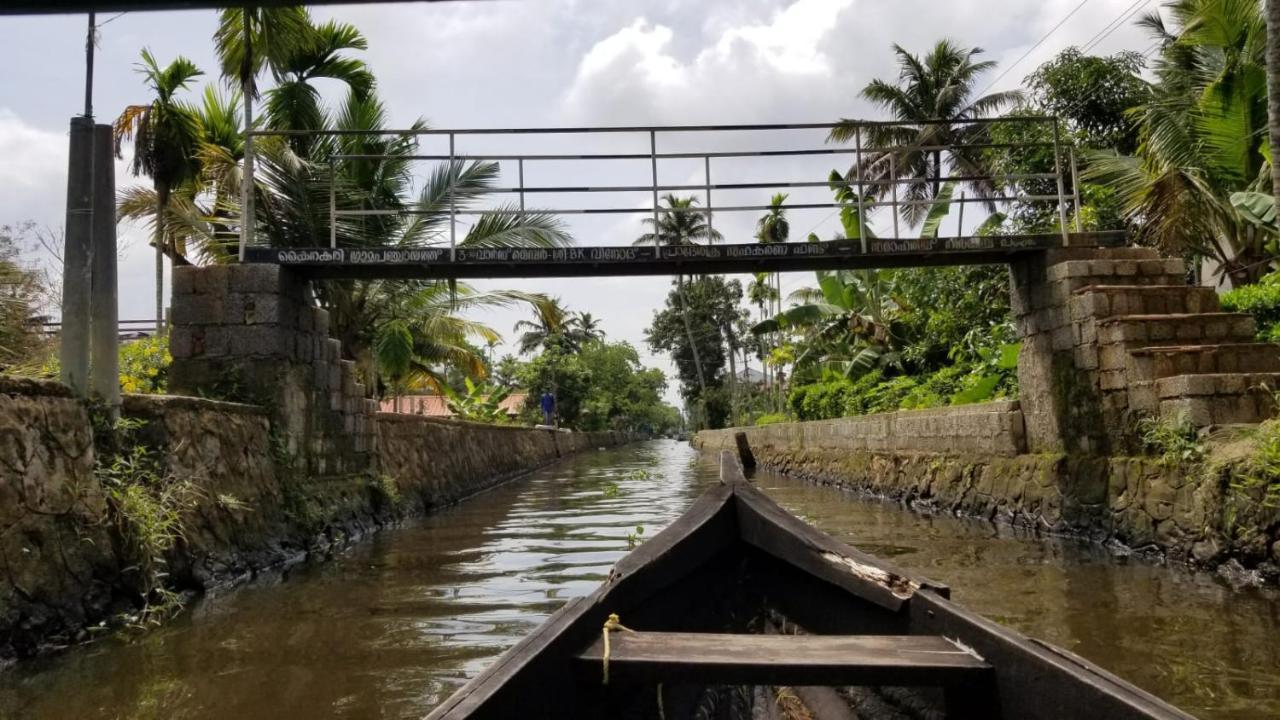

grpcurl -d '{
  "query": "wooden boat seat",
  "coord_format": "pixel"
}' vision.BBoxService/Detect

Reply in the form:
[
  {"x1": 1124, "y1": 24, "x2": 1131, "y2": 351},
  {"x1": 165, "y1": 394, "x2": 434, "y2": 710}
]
[{"x1": 576, "y1": 632, "x2": 992, "y2": 687}]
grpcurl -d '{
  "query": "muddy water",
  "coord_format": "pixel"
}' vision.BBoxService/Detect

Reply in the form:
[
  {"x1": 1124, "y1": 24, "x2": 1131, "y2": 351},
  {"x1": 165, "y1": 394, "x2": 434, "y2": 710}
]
[{"x1": 0, "y1": 440, "x2": 1276, "y2": 719}]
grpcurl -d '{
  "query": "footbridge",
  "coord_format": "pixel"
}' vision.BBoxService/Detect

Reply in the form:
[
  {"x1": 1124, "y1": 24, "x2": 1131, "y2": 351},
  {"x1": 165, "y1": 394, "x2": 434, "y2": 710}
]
[{"x1": 238, "y1": 119, "x2": 1119, "y2": 280}]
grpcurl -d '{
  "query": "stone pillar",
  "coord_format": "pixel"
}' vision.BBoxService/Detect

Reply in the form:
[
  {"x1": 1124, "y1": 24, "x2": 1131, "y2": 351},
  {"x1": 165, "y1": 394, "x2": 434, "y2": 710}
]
[
  {"x1": 1009, "y1": 249, "x2": 1108, "y2": 455},
  {"x1": 59, "y1": 116, "x2": 95, "y2": 396},
  {"x1": 169, "y1": 264, "x2": 378, "y2": 477}
]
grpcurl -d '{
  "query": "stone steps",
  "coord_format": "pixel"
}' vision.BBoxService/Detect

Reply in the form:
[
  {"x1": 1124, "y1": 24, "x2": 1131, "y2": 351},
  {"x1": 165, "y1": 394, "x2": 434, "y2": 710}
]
[
  {"x1": 1048, "y1": 258, "x2": 1187, "y2": 292},
  {"x1": 1096, "y1": 313, "x2": 1257, "y2": 347},
  {"x1": 1072, "y1": 284, "x2": 1220, "y2": 319},
  {"x1": 1157, "y1": 373, "x2": 1280, "y2": 426},
  {"x1": 1129, "y1": 343, "x2": 1280, "y2": 379}
]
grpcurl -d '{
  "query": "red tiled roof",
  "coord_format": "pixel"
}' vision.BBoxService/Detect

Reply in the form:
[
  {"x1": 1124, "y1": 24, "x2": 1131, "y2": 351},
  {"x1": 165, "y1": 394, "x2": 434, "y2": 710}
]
[{"x1": 379, "y1": 393, "x2": 528, "y2": 417}]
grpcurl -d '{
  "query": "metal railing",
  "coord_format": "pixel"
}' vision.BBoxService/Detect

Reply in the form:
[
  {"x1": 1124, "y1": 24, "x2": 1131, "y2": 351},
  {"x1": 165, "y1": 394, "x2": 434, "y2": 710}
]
[{"x1": 240, "y1": 117, "x2": 1078, "y2": 260}]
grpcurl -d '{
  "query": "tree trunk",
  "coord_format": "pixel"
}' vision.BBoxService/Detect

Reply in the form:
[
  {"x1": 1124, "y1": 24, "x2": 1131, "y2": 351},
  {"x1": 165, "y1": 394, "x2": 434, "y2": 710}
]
[
  {"x1": 1267, "y1": 0, "x2": 1280, "y2": 221},
  {"x1": 239, "y1": 8, "x2": 255, "y2": 259},
  {"x1": 676, "y1": 274, "x2": 709, "y2": 425},
  {"x1": 726, "y1": 326, "x2": 738, "y2": 426},
  {"x1": 155, "y1": 187, "x2": 165, "y2": 334}
]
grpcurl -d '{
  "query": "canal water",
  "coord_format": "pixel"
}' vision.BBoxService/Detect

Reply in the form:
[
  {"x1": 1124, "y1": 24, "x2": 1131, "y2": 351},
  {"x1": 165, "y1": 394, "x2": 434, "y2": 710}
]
[{"x1": 0, "y1": 440, "x2": 1276, "y2": 719}]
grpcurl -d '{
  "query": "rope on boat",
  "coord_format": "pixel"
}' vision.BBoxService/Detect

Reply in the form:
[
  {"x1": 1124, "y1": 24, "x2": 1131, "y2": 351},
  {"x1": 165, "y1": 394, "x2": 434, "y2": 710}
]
[
  {"x1": 601, "y1": 613, "x2": 666, "y2": 719},
  {"x1": 601, "y1": 613, "x2": 634, "y2": 685}
]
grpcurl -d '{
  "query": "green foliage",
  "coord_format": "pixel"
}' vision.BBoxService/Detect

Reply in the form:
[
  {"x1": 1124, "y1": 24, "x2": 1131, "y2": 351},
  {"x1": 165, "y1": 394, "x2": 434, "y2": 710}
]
[
  {"x1": 1236, "y1": 418, "x2": 1280, "y2": 508},
  {"x1": 626, "y1": 525, "x2": 645, "y2": 549},
  {"x1": 754, "y1": 413, "x2": 789, "y2": 426},
  {"x1": 0, "y1": 223, "x2": 52, "y2": 370},
  {"x1": 515, "y1": 340, "x2": 680, "y2": 433},
  {"x1": 119, "y1": 335, "x2": 172, "y2": 395},
  {"x1": 646, "y1": 276, "x2": 746, "y2": 429},
  {"x1": 94, "y1": 415, "x2": 200, "y2": 625},
  {"x1": 1137, "y1": 414, "x2": 1205, "y2": 467},
  {"x1": 442, "y1": 378, "x2": 512, "y2": 424},
  {"x1": 370, "y1": 474, "x2": 404, "y2": 512},
  {"x1": 1221, "y1": 272, "x2": 1280, "y2": 341}
]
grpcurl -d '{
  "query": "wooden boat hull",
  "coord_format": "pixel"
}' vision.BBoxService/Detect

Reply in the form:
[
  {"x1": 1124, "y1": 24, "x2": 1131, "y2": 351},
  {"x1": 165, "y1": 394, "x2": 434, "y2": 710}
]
[{"x1": 426, "y1": 451, "x2": 1197, "y2": 719}]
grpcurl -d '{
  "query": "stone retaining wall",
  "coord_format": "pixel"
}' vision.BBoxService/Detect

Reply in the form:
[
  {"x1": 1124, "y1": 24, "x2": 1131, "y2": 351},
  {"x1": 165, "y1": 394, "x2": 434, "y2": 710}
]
[
  {"x1": 695, "y1": 413, "x2": 1280, "y2": 583},
  {"x1": 0, "y1": 378, "x2": 626, "y2": 661},
  {"x1": 698, "y1": 401, "x2": 1027, "y2": 457}
]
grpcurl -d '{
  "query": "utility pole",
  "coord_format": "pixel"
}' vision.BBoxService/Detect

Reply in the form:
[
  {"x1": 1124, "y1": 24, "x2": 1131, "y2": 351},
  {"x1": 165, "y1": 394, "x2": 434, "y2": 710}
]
[{"x1": 60, "y1": 14, "x2": 97, "y2": 396}]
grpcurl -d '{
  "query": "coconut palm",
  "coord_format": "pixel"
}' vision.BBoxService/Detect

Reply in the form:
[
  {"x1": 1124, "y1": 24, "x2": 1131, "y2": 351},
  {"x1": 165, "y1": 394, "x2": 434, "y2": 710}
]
[
  {"x1": 632, "y1": 194, "x2": 723, "y2": 246},
  {"x1": 376, "y1": 283, "x2": 551, "y2": 407},
  {"x1": 1086, "y1": 0, "x2": 1274, "y2": 285},
  {"x1": 514, "y1": 298, "x2": 571, "y2": 355},
  {"x1": 114, "y1": 50, "x2": 204, "y2": 333},
  {"x1": 214, "y1": 6, "x2": 309, "y2": 254},
  {"x1": 568, "y1": 311, "x2": 605, "y2": 346},
  {"x1": 633, "y1": 195, "x2": 722, "y2": 404},
  {"x1": 830, "y1": 40, "x2": 1022, "y2": 226},
  {"x1": 253, "y1": 87, "x2": 571, "y2": 379}
]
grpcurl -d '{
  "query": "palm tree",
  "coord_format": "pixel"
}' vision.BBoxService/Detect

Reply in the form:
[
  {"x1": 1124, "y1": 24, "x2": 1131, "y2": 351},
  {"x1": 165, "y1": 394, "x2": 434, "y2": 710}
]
[
  {"x1": 264, "y1": 18, "x2": 373, "y2": 157},
  {"x1": 633, "y1": 195, "x2": 722, "y2": 407},
  {"x1": 254, "y1": 87, "x2": 571, "y2": 380},
  {"x1": 213, "y1": 6, "x2": 308, "y2": 255},
  {"x1": 632, "y1": 194, "x2": 723, "y2": 246},
  {"x1": 376, "y1": 283, "x2": 548, "y2": 407},
  {"x1": 830, "y1": 40, "x2": 1022, "y2": 226},
  {"x1": 568, "y1": 311, "x2": 605, "y2": 346},
  {"x1": 514, "y1": 298, "x2": 570, "y2": 355},
  {"x1": 114, "y1": 50, "x2": 204, "y2": 333},
  {"x1": 118, "y1": 85, "x2": 245, "y2": 266},
  {"x1": 1086, "y1": 0, "x2": 1273, "y2": 286}
]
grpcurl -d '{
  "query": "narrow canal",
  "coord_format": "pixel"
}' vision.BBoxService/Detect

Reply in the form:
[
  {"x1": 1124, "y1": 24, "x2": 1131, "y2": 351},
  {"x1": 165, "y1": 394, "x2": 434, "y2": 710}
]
[{"x1": 1, "y1": 440, "x2": 1276, "y2": 719}]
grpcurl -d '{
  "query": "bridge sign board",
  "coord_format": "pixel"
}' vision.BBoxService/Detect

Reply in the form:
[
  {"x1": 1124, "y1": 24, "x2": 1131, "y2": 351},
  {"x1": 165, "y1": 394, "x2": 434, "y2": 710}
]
[{"x1": 243, "y1": 232, "x2": 1124, "y2": 280}]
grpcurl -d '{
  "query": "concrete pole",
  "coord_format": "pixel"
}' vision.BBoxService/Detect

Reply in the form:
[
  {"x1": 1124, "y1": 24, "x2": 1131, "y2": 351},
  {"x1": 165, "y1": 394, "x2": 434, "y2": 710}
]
[
  {"x1": 59, "y1": 116, "x2": 94, "y2": 396},
  {"x1": 91, "y1": 123, "x2": 120, "y2": 411}
]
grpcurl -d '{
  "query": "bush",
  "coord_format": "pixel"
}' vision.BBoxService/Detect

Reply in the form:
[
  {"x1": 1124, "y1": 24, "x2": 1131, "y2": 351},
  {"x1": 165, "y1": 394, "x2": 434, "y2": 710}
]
[
  {"x1": 754, "y1": 412, "x2": 789, "y2": 426},
  {"x1": 119, "y1": 334, "x2": 171, "y2": 395},
  {"x1": 1222, "y1": 273, "x2": 1280, "y2": 342}
]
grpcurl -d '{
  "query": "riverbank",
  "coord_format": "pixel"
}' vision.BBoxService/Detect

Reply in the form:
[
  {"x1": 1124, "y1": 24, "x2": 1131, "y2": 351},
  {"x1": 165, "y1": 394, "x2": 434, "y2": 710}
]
[
  {"x1": 0, "y1": 376, "x2": 629, "y2": 662},
  {"x1": 694, "y1": 409, "x2": 1280, "y2": 586}
]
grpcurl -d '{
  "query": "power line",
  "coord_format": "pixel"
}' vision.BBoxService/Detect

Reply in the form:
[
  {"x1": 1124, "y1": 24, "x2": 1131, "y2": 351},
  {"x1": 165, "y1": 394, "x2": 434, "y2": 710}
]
[
  {"x1": 1082, "y1": 0, "x2": 1153, "y2": 54},
  {"x1": 974, "y1": 0, "x2": 1094, "y2": 99}
]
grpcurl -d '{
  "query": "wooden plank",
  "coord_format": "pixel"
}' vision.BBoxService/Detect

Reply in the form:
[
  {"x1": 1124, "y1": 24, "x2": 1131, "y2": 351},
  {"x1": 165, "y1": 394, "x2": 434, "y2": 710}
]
[
  {"x1": 908, "y1": 590, "x2": 1198, "y2": 720},
  {"x1": 732, "y1": 481, "x2": 950, "y2": 610},
  {"x1": 575, "y1": 632, "x2": 990, "y2": 687}
]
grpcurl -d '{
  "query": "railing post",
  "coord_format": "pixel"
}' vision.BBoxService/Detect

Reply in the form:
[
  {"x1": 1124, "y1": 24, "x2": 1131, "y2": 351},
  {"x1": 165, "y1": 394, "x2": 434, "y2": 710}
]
[
  {"x1": 889, "y1": 153, "x2": 900, "y2": 240},
  {"x1": 239, "y1": 131, "x2": 254, "y2": 261},
  {"x1": 329, "y1": 158, "x2": 337, "y2": 249},
  {"x1": 1051, "y1": 120, "x2": 1070, "y2": 246},
  {"x1": 518, "y1": 157, "x2": 526, "y2": 218},
  {"x1": 449, "y1": 132, "x2": 457, "y2": 261},
  {"x1": 650, "y1": 130, "x2": 660, "y2": 250},
  {"x1": 704, "y1": 155, "x2": 713, "y2": 238},
  {"x1": 1070, "y1": 148, "x2": 1083, "y2": 233},
  {"x1": 853, "y1": 124, "x2": 867, "y2": 254}
]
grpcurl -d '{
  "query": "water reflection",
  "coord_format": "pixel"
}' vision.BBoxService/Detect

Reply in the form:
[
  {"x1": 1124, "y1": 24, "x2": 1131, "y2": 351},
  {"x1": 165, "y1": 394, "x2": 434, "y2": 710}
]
[{"x1": 0, "y1": 441, "x2": 1275, "y2": 719}]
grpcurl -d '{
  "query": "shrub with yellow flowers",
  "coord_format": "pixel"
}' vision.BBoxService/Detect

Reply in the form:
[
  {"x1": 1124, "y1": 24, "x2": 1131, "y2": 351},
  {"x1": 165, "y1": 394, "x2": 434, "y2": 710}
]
[{"x1": 118, "y1": 334, "x2": 171, "y2": 395}]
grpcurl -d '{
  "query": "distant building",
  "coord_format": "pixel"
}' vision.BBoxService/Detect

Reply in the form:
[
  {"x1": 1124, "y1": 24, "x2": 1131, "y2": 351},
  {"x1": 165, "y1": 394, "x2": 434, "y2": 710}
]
[{"x1": 379, "y1": 393, "x2": 528, "y2": 418}]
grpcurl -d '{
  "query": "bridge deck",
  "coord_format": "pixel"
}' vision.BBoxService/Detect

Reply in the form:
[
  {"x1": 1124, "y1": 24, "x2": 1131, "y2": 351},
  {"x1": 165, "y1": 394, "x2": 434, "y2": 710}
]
[{"x1": 243, "y1": 232, "x2": 1122, "y2": 280}]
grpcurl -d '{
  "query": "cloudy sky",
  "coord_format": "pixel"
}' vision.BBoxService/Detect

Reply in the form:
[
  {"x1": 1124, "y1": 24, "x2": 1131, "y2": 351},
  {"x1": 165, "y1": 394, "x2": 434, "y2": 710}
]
[{"x1": 0, "y1": 0, "x2": 1153, "y2": 404}]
